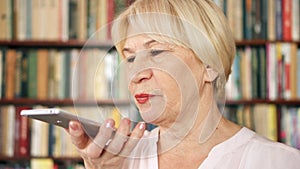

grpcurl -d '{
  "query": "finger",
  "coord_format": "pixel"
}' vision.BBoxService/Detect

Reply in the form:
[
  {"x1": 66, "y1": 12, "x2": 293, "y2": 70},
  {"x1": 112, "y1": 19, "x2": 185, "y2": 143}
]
[
  {"x1": 85, "y1": 119, "x2": 116, "y2": 158},
  {"x1": 119, "y1": 122, "x2": 146, "y2": 157},
  {"x1": 104, "y1": 118, "x2": 131, "y2": 156},
  {"x1": 68, "y1": 121, "x2": 90, "y2": 149}
]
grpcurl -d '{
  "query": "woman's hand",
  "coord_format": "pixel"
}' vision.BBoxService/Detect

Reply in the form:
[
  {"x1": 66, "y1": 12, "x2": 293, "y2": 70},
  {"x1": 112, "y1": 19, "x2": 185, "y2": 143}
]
[{"x1": 67, "y1": 118, "x2": 146, "y2": 169}]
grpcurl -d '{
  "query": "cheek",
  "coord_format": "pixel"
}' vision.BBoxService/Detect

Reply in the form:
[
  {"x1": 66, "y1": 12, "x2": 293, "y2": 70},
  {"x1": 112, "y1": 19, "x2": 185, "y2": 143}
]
[{"x1": 157, "y1": 74, "x2": 182, "y2": 110}]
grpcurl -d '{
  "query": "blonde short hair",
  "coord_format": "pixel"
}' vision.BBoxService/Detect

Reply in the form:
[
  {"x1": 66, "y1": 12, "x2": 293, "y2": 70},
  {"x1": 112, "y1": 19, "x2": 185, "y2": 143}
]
[{"x1": 112, "y1": 0, "x2": 236, "y2": 82}]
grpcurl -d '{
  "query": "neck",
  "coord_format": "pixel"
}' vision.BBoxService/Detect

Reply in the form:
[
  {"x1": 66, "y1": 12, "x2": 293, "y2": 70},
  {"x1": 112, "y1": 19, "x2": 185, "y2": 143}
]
[{"x1": 157, "y1": 117, "x2": 241, "y2": 169}]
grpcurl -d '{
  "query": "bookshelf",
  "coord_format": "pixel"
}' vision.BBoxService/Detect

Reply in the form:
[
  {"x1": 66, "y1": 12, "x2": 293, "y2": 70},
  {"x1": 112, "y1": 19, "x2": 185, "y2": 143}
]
[
  {"x1": 215, "y1": 0, "x2": 300, "y2": 150},
  {"x1": 0, "y1": 0, "x2": 131, "y2": 168},
  {"x1": 0, "y1": 40, "x2": 113, "y2": 49},
  {"x1": 0, "y1": 0, "x2": 300, "y2": 168}
]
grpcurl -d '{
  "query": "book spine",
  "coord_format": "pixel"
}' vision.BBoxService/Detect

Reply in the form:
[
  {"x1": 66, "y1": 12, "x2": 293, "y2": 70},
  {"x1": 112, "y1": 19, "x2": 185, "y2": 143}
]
[
  {"x1": 107, "y1": 0, "x2": 115, "y2": 40},
  {"x1": 282, "y1": 0, "x2": 292, "y2": 41},
  {"x1": 282, "y1": 43, "x2": 291, "y2": 99},
  {"x1": 1, "y1": 48, "x2": 6, "y2": 98},
  {"x1": 292, "y1": 0, "x2": 300, "y2": 41},
  {"x1": 258, "y1": 46, "x2": 266, "y2": 99},
  {"x1": 5, "y1": 49, "x2": 17, "y2": 99},
  {"x1": 290, "y1": 43, "x2": 297, "y2": 99},
  {"x1": 276, "y1": 43, "x2": 283, "y2": 99},
  {"x1": 37, "y1": 49, "x2": 49, "y2": 99},
  {"x1": 275, "y1": 0, "x2": 283, "y2": 40},
  {"x1": 14, "y1": 106, "x2": 31, "y2": 157},
  {"x1": 243, "y1": 0, "x2": 253, "y2": 40},
  {"x1": 27, "y1": 50, "x2": 37, "y2": 98},
  {"x1": 251, "y1": 47, "x2": 258, "y2": 98},
  {"x1": 267, "y1": 0, "x2": 276, "y2": 40},
  {"x1": 21, "y1": 50, "x2": 28, "y2": 97},
  {"x1": 0, "y1": 49, "x2": 3, "y2": 98},
  {"x1": 297, "y1": 49, "x2": 300, "y2": 98},
  {"x1": 14, "y1": 51, "x2": 22, "y2": 98}
]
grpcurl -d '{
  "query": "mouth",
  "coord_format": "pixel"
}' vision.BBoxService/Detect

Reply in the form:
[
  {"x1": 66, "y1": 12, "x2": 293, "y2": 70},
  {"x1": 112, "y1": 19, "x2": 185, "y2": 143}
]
[{"x1": 134, "y1": 93, "x2": 154, "y2": 104}]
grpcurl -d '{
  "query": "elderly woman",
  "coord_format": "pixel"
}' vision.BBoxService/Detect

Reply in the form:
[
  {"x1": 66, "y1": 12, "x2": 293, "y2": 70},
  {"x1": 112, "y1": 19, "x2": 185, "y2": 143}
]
[{"x1": 68, "y1": 0, "x2": 300, "y2": 168}]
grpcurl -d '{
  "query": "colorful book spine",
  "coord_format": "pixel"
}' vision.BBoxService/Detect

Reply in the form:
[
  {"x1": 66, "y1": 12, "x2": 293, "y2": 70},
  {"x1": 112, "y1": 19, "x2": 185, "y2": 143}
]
[{"x1": 282, "y1": 0, "x2": 292, "y2": 41}]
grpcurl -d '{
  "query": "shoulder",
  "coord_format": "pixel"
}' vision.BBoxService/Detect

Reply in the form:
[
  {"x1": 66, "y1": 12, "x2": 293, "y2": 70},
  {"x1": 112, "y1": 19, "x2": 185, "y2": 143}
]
[{"x1": 241, "y1": 129, "x2": 300, "y2": 168}]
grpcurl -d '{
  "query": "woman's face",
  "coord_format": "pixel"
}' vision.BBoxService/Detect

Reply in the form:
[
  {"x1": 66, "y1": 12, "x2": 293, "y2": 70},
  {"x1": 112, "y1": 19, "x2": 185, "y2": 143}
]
[{"x1": 122, "y1": 34, "x2": 206, "y2": 128}]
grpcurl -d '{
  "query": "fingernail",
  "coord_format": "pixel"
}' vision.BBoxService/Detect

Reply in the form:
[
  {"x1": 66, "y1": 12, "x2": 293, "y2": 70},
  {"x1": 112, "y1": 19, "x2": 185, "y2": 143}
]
[
  {"x1": 106, "y1": 121, "x2": 112, "y2": 128},
  {"x1": 139, "y1": 122, "x2": 146, "y2": 130},
  {"x1": 69, "y1": 121, "x2": 78, "y2": 131}
]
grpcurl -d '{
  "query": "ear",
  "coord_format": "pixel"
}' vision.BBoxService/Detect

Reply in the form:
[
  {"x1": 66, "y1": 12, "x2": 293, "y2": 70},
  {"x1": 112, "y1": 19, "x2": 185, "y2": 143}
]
[{"x1": 204, "y1": 66, "x2": 218, "y2": 82}]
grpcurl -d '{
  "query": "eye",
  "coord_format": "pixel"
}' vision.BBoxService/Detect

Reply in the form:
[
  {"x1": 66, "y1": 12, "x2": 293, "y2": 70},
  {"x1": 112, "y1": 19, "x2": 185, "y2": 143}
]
[
  {"x1": 127, "y1": 56, "x2": 136, "y2": 63},
  {"x1": 150, "y1": 49, "x2": 165, "y2": 56}
]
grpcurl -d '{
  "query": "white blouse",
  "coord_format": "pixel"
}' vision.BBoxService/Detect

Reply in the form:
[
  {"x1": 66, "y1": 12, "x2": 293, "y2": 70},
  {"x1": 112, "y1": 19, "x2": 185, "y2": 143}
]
[{"x1": 124, "y1": 127, "x2": 300, "y2": 169}]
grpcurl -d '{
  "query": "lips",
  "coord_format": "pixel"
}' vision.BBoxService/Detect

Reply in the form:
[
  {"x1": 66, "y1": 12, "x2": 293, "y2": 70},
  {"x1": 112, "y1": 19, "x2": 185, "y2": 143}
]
[{"x1": 135, "y1": 93, "x2": 152, "y2": 104}]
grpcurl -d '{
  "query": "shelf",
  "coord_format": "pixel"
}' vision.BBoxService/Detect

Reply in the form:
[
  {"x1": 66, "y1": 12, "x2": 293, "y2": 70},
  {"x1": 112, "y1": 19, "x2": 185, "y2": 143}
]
[
  {"x1": 0, "y1": 156, "x2": 82, "y2": 162},
  {"x1": 0, "y1": 40, "x2": 114, "y2": 49},
  {"x1": 226, "y1": 99, "x2": 300, "y2": 106},
  {"x1": 1, "y1": 98, "x2": 299, "y2": 106},
  {"x1": 235, "y1": 39, "x2": 300, "y2": 46},
  {"x1": 0, "y1": 40, "x2": 299, "y2": 48},
  {"x1": 0, "y1": 98, "x2": 131, "y2": 106}
]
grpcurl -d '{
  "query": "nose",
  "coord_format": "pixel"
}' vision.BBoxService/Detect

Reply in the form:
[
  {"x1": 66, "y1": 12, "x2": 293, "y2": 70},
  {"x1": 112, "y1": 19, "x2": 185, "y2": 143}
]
[{"x1": 131, "y1": 69, "x2": 153, "y2": 84}]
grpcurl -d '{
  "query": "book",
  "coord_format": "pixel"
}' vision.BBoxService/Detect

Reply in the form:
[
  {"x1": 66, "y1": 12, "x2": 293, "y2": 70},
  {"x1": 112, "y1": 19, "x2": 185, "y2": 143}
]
[
  {"x1": 69, "y1": 49, "x2": 79, "y2": 99},
  {"x1": 297, "y1": 49, "x2": 300, "y2": 98},
  {"x1": 275, "y1": 0, "x2": 283, "y2": 40},
  {"x1": 292, "y1": 0, "x2": 300, "y2": 41},
  {"x1": 96, "y1": 0, "x2": 108, "y2": 40},
  {"x1": 31, "y1": 158, "x2": 54, "y2": 169},
  {"x1": 77, "y1": 0, "x2": 87, "y2": 40},
  {"x1": 68, "y1": 0, "x2": 79, "y2": 39},
  {"x1": 0, "y1": 105, "x2": 16, "y2": 157},
  {"x1": 258, "y1": 46, "x2": 266, "y2": 99},
  {"x1": 27, "y1": 50, "x2": 37, "y2": 98},
  {"x1": 276, "y1": 43, "x2": 283, "y2": 98},
  {"x1": 87, "y1": 0, "x2": 97, "y2": 38},
  {"x1": 30, "y1": 106, "x2": 49, "y2": 157},
  {"x1": 15, "y1": 0, "x2": 27, "y2": 40},
  {"x1": 107, "y1": 0, "x2": 115, "y2": 40},
  {"x1": 0, "y1": 0, "x2": 12, "y2": 40},
  {"x1": 14, "y1": 106, "x2": 31, "y2": 157},
  {"x1": 267, "y1": 0, "x2": 276, "y2": 40},
  {"x1": 290, "y1": 43, "x2": 297, "y2": 99},
  {"x1": 252, "y1": 0, "x2": 262, "y2": 39},
  {"x1": 1, "y1": 49, "x2": 6, "y2": 98},
  {"x1": 60, "y1": 0, "x2": 69, "y2": 41},
  {"x1": 21, "y1": 50, "x2": 29, "y2": 97},
  {"x1": 5, "y1": 50, "x2": 17, "y2": 99},
  {"x1": 250, "y1": 47, "x2": 258, "y2": 98},
  {"x1": 266, "y1": 104, "x2": 277, "y2": 141},
  {"x1": 282, "y1": 0, "x2": 292, "y2": 41},
  {"x1": 266, "y1": 43, "x2": 278, "y2": 100},
  {"x1": 243, "y1": 0, "x2": 253, "y2": 39},
  {"x1": 14, "y1": 51, "x2": 22, "y2": 98},
  {"x1": 0, "y1": 50, "x2": 3, "y2": 98},
  {"x1": 37, "y1": 49, "x2": 49, "y2": 99},
  {"x1": 281, "y1": 43, "x2": 291, "y2": 99}
]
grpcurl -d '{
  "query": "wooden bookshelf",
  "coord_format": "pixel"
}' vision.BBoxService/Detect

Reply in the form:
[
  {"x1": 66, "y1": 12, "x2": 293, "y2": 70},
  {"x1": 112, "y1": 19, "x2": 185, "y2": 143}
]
[
  {"x1": 0, "y1": 98, "x2": 130, "y2": 107},
  {"x1": 235, "y1": 39, "x2": 300, "y2": 46},
  {"x1": 0, "y1": 156, "x2": 83, "y2": 162},
  {"x1": 226, "y1": 99, "x2": 300, "y2": 106},
  {"x1": 0, "y1": 40, "x2": 299, "y2": 48},
  {"x1": 0, "y1": 40, "x2": 113, "y2": 49},
  {"x1": 1, "y1": 98, "x2": 299, "y2": 107}
]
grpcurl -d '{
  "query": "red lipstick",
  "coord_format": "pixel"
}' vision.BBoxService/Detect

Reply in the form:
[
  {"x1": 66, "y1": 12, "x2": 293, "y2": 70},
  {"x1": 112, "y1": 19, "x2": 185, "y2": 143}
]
[{"x1": 135, "y1": 93, "x2": 151, "y2": 104}]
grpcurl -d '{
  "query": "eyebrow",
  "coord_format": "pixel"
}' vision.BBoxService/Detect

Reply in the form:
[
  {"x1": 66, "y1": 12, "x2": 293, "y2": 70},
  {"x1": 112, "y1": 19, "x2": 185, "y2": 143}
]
[{"x1": 122, "y1": 39, "x2": 157, "y2": 53}]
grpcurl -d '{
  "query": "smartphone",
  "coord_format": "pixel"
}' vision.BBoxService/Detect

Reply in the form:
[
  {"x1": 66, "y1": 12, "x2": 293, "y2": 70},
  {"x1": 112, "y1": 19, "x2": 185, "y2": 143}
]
[{"x1": 21, "y1": 108, "x2": 101, "y2": 138}]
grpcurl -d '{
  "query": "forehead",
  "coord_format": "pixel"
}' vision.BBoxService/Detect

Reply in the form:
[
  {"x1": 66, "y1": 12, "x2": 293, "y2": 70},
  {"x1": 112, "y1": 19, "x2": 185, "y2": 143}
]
[
  {"x1": 124, "y1": 35, "x2": 154, "y2": 48},
  {"x1": 122, "y1": 34, "x2": 166, "y2": 54}
]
